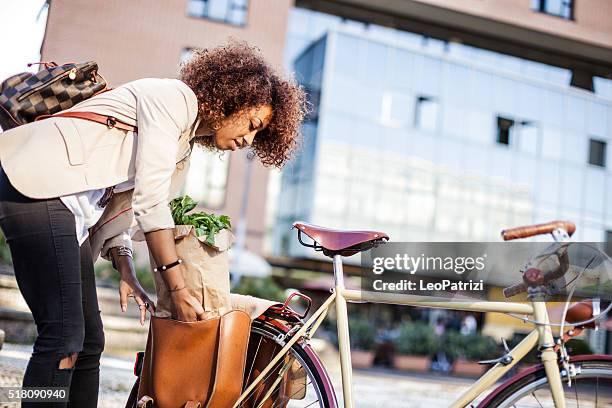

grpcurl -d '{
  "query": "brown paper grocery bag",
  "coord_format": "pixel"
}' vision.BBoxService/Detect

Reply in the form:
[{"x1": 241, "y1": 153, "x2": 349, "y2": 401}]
[{"x1": 152, "y1": 225, "x2": 235, "y2": 320}]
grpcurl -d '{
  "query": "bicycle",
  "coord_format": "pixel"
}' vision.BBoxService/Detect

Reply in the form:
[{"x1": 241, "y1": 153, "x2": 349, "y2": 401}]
[
  {"x1": 230, "y1": 220, "x2": 611, "y2": 408},
  {"x1": 128, "y1": 220, "x2": 611, "y2": 407}
]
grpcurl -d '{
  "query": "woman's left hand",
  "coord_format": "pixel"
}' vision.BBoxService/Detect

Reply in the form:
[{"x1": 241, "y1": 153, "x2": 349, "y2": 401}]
[
  {"x1": 110, "y1": 247, "x2": 156, "y2": 326},
  {"x1": 119, "y1": 273, "x2": 155, "y2": 326}
]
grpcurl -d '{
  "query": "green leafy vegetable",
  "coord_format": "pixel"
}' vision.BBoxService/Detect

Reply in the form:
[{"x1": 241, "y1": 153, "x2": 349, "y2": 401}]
[{"x1": 169, "y1": 195, "x2": 232, "y2": 245}]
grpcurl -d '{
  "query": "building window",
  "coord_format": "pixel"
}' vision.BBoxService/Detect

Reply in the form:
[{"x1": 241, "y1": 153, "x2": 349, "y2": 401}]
[
  {"x1": 496, "y1": 116, "x2": 515, "y2": 145},
  {"x1": 588, "y1": 138, "x2": 607, "y2": 167},
  {"x1": 182, "y1": 148, "x2": 230, "y2": 208},
  {"x1": 187, "y1": 0, "x2": 248, "y2": 26},
  {"x1": 531, "y1": 0, "x2": 573, "y2": 20},
  {"x1": 414, "y1": 96, "x2": 438, "y2": 131}
]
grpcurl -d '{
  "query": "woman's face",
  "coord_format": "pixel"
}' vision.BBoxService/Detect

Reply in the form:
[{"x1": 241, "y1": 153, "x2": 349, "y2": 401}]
[{"x1": 206, "y1": 105, "x2": 273, "y2": 151}]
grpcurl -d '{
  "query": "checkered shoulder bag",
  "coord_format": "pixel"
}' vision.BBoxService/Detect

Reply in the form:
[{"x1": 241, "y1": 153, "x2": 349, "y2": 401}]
[{"x1": 0, "y1": 61, "x2": 136, "y2": 132}]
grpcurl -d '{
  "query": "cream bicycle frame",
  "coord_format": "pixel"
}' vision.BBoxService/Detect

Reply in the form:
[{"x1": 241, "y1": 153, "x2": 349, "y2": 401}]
[{"x1": 233, "y1": 253, "x2": 567, "y2": 408}]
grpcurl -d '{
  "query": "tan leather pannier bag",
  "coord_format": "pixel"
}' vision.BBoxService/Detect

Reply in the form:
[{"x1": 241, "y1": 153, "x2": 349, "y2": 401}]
[{"x1": 136, "y1": 311, "x2": 251, "y2": 408}]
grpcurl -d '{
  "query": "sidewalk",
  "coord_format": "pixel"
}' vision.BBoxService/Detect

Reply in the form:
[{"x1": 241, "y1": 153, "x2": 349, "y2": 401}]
[
  {"x1": 1, "y1": 341, "x2": 492, "y2": 407},
  {"x1": 0, "y1": 342, "x2": 136, "y2": 408}
]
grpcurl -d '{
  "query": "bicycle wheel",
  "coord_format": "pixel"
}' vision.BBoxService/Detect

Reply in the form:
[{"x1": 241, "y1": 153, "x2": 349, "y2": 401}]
[
  {"x1": 479, "y1": 356, "x2": 612, "y2": 407},
  {"x1": 238, "y1": 318, "x2": 338, "y2": 408}
]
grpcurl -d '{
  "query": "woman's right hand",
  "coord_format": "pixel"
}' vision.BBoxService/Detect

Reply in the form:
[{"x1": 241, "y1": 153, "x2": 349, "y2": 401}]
[{"x1": 171, "y1": 289, "x2": 206, "y2": 322}]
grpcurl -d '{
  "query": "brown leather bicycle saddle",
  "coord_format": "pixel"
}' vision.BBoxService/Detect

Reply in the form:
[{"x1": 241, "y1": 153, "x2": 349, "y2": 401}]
[{"x1": 293, "y1": 221, "x2": 388, "y2": 256}]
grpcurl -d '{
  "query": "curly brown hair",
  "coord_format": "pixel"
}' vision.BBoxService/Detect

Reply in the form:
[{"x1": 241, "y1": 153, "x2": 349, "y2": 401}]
[{"x1": 179, "y1": 41, "x2": 307, "y2": 168}]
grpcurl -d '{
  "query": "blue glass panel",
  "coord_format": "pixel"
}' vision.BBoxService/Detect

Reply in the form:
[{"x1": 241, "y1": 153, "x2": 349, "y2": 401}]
[
  {"x1": 438, "y1": 139, "x2": 465, "y2": 171},
  {"x1": 467, "y1": 71, "x2": 494, "y2": 110},
  {"x1": 442, "y1": 105, "x2": 466, "y2": 138},
  {"x1": 560, "y1": 165, "x2": 583, "y2": 210},
  {"x1": 383, "y1": 126, "x2": 411, "y2": 154},
  {"x1": 351, "y1": 118, "x2": 381, "y2": 149},
  {"x1": 389, "y1": 49, "x2": 414, "y2": 89},
  {"x1": 466, "y1": 109, "x2": 492, "y2": 144},
  {"x1": 517, "y1": 83, "x2": 542, "y2": 120},
  {"x1": 320, "y1": 112, "x2": 353, "y2": 144},
  {"x1": 443, "y1": 63, "x2": 469, "y2": 105},
  {"x1": 487, "y1": 147, "x2": 513, "y2": 181},
  {"x1": 542, "y1": 90, "x2": 563, "y2": 124},
  {"x1": 541, "y1": 126, "x2": 563, "y2": 160},
  {"x1": 565, "y1": 95, "x2": 587, "y2": 131},
  {"x1": 493, "y1": 77, "x2": 517, "y2": 114},
  {"x1": 514, "y1": 156, "x2": 538, "y2": 191},
  {"x1": 587, "y1": 101, "x2": 607, "y2": 137},
  {"x1": 333, "y1": 34, "x2": 362, "y2": 79},
  {"x1": 354, "y1": 85, "x2": 385, "y2": 121},
  {"x1": 409, "y1": 132, "x2": 436, "y2": 160},
  {"x1": 534, "y1": 205, "x2": 559, "y2": 224},
  {"x1": 584, "y1": 167, "x2": 605, "y2": 215},
  {"x1": 365, "y1": 42, "x2": 388, "y2": 80},
  {"x1": 606, "y1": 176, "x2": 612, "y2": 219},
  {"x1": 327, "y1": 78, "x2": 357, "y2": 114},
  {"x1": 415, "y1": 56, "x2": 441, "y2": 95},
  {"x1": 536, "y1": 161, "x2": 561, "y2": 204}
]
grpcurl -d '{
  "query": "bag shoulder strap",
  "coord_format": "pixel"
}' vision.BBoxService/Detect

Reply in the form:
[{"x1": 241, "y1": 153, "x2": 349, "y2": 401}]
[{"x1": 37, "y1": 111, "x2": 137, "y2": 132}]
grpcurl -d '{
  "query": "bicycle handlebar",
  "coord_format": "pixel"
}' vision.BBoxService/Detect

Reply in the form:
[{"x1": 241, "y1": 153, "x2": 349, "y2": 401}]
[
  {"x1": 503, "y1": 244, "x2": 570, "y2": 298},
  {"x1": 501, "y1": 220, "x2": 575, "y2": 241},
  {"x1": 503, "y1": 282, "x2": 527, "y2": 298}
]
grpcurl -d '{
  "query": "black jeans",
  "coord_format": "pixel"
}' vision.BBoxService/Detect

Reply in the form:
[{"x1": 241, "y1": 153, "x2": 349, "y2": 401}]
[{"x1": 0, "y1": 166, "x2": 104, "y2": 407}]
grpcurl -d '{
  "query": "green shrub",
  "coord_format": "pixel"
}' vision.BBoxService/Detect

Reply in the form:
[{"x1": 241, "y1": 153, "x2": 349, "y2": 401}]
[
  {"x1": 233, "y1": 276, "x2": 286, "y2": 303},
  {"x1": 349, "y1": 319, "x2": 377, "y2": 350},
  {"x1": 394, "y1": 322, "x2": 438, "y2": 356},
  {"x1": 94, "y1": 257, "x2": 156, "y2": 293},
  {"x1": 441, "y1": 330, "x2": 498, "y2": 361},
  {"x1": 134, "y1": 264, "x2": 156, "y2": 292},
  {"x1": 565, "y1": 338, "x2": 593, "y2": 355}
]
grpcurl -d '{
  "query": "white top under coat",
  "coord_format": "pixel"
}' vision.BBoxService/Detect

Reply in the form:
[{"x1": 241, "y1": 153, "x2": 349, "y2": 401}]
[{"x1": 60, "y1": 179, "x2": 135, "y2": 246}]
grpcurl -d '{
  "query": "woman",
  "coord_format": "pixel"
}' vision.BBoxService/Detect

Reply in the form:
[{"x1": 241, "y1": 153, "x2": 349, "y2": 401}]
[{"x1": 0, "y1": 41, "x2": 306, "y2": 407}]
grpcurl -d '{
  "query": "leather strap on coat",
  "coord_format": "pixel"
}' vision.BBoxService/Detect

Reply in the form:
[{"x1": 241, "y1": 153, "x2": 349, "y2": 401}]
[{"x1": 37, "y1": 111, "x2": 137, "y2": 132}]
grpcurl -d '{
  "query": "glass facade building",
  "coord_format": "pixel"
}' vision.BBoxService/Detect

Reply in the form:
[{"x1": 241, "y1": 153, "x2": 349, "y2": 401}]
[{"x1": 274, "y1": 9, "x2": 612, "y2": 258}]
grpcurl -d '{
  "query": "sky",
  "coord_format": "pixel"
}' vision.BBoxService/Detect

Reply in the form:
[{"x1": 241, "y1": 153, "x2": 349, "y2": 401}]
[{"x1": 0, "y1": 0, "x2": 48, "y2": 81}]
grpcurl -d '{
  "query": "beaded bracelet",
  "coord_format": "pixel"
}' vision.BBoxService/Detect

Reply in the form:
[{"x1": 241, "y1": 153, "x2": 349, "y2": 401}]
[
  {"x1": 111, "y1": 245, "x2": 133, "y2": 270},
  {"x1": 153, "y1": 259, "x2": 183, "y2": 273}
]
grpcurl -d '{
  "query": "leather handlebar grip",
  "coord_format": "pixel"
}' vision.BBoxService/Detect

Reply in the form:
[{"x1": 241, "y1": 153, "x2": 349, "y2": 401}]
[
  {"x1": 503, "y1": 283, "x2": 526, "y2": 298},
  {"x1": 501, "y1": 220, "x2": 576, "y2": 241}
]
